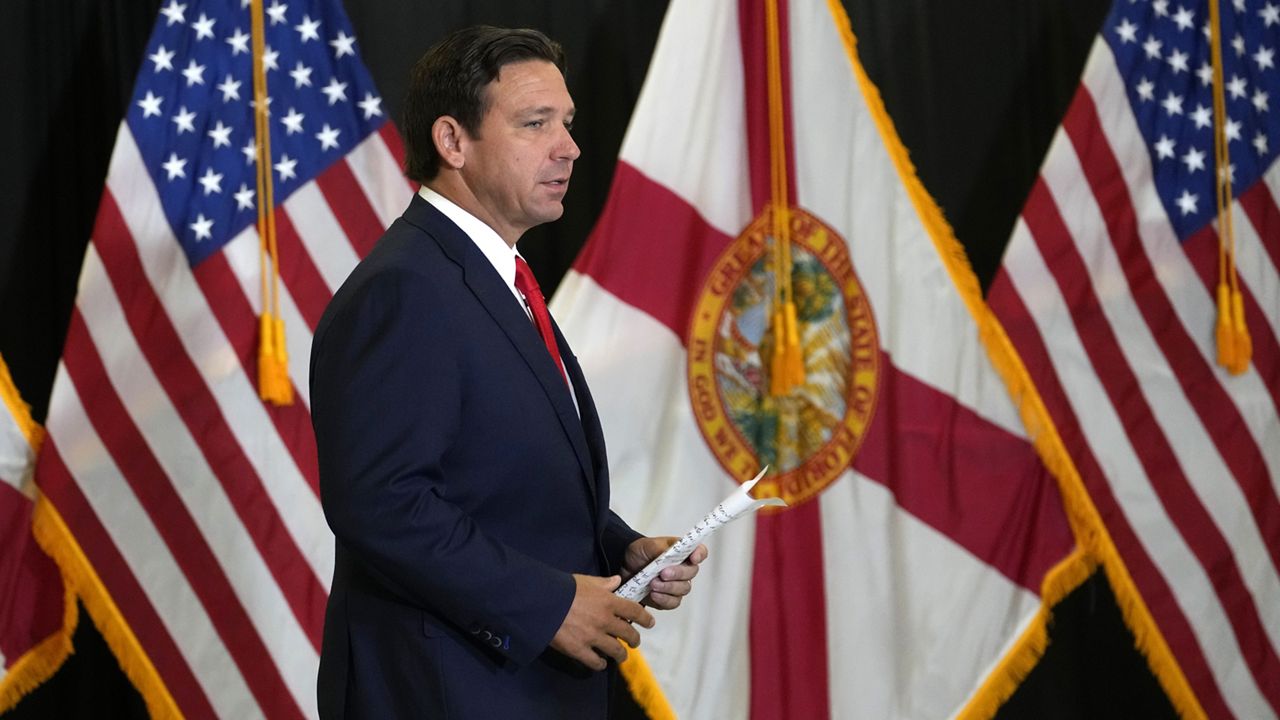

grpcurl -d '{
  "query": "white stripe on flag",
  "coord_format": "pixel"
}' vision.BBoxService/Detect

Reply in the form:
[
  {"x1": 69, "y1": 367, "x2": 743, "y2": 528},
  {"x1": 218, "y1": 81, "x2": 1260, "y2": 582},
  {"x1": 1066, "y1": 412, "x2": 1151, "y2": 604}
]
[
  {"x1": 283, "y1": 182, "x2": 362, "y2": 293},
  {"x1": 346, "y1": 131, "x2": 414, "y2": 230},
  {"x1": 75, "y1": 243, "x2": 320, "y2": 716}
]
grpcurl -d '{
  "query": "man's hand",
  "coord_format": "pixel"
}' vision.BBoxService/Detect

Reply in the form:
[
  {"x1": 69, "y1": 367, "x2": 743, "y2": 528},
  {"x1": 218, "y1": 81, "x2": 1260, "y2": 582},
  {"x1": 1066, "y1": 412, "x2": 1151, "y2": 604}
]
[
  {"x1": 622, "y1": 536, "x2": 709, "y2": 610},
  {"x1": 550, "y1": 574, "x2": 654, "y2": 670}
]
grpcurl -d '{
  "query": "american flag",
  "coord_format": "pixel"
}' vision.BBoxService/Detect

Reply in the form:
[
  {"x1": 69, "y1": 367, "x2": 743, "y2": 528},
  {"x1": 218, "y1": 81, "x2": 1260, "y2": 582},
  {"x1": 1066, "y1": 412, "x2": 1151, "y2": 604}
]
[
  {"x1": 989, "y1": 0, "x2": 1280, "y2": 716},
  {"x1": 31, "y1": 0, "x2": 411, "y2": 716}
]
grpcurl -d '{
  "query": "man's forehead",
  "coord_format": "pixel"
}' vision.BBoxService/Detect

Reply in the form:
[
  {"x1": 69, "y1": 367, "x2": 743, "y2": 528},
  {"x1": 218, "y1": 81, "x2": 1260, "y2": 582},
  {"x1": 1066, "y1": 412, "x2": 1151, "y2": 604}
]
[{"x1": 488, "y1": 60, "x2": 573, "y2": 109}]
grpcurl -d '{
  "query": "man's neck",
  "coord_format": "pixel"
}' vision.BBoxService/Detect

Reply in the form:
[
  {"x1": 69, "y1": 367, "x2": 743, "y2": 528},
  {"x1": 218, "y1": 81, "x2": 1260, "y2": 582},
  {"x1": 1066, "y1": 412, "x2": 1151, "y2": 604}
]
[{"x1": 426, "y1": 175, "x2": 520, "y2": 248}]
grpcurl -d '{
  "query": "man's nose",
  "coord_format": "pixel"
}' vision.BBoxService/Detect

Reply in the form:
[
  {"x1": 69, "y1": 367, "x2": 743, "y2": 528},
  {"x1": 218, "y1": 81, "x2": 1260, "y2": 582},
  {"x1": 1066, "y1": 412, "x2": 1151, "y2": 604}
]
[{"x1": 556, "y1": 125, "x2": 581, "y2": 161}]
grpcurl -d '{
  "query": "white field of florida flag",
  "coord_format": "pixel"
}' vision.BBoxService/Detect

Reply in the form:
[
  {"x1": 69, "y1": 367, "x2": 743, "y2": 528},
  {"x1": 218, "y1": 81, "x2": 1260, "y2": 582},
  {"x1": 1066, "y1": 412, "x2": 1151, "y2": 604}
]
[{"x1": 552, "y1": 0, "x2": 1088, "y2": 718}]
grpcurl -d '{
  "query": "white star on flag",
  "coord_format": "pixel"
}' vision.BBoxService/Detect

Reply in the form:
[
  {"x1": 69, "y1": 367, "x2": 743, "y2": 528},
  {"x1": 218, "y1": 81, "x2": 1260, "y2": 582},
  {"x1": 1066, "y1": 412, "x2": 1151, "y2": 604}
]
[
  {"x1": 137, "y1": 91, "x2": 164, "y2": 118},
  {"x1": 208, "y1": 121, "x2": 233, "y2": 147},
  {"x1": 1181, "y1": 146, "x2": 1206, "y2": 172},
  {"x1": 274, "y1": 154, "x2": 297, "y2": 180},
  {"x1": 321, "y1": 78, "x2": 348, "y2": 105},
  {"x1": 198, "y1": 167, "x2": 223, "y2": 195},
  {"x1": 315, "y1": 123, "x2": 341, "y2": 150},
  {"x1": 226, "y1": 27, "x2": 250, "y2": 55},
  {"x1": 330, "y1": 30, "x2": 355, "y2": 58},
  {"x1": 358, "y1": 92, "x2": 382, "y2": 119},
  {"x1": 192, "y1": 13, "x2": 216, "y2": 40},
  {"x1": 149, "y1": 45, "x2": 175, "y2": 72},
  {"x1": 1175, "y1": 189, "x2": 1198, "y2": 215},
  {"x1": 290, "y1": 61, "x2": 313, "y2": 88},
  {"x1": 189, "y1": 213, "x2": 214, "y2": 240},
  {"x1": 234, "y1": 183, "x2": 255, "y2": 210},
  {"x1": 282, "y1": 108, "x2": 305, "y2": 134},
  {"x1": 171, "y1": 106, "x2": 196, "y2": 134},
  {"x1": 295, "y1": 15, "x2": 321, "y2": 42},
  {"x1": 162, "y1": 152, "x2": 187, "y2": 180},
  {"x1": 217, "y1": 75, "x2": 241, "y2": 102},
  {"x1": 182, "y1": 59, "x2": 205, "y2": 87},
  {"x1": 160, "y1": 1, "x2": 186, "y2": 26},
  {"x1": 266, "y1": 0, "x2": 288, "y2": 25}
]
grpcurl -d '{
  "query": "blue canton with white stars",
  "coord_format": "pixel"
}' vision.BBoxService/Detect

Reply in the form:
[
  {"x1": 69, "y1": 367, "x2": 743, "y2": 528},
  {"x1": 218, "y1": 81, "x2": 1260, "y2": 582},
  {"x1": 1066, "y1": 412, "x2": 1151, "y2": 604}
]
[
  {"x1": 128, "y1": 0, "x2": 386, "y2": 266},
  {"x1": 1107, "y1": 0, "x2": 1280, "y2": 240}
]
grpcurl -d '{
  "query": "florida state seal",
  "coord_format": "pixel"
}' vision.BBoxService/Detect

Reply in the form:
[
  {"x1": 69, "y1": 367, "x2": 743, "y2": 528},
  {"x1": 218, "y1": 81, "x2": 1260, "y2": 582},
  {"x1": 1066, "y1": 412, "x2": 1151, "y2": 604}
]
[{"x1": 687, "y1": 206, "x2": 879, "y2": 508}]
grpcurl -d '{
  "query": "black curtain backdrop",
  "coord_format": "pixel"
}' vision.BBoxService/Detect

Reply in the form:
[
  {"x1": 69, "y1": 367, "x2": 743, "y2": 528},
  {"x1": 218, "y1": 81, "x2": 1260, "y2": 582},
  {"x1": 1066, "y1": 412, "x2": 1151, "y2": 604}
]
[{"x1": 0, "y1": 0, "x2": 1178, "y2": 717}]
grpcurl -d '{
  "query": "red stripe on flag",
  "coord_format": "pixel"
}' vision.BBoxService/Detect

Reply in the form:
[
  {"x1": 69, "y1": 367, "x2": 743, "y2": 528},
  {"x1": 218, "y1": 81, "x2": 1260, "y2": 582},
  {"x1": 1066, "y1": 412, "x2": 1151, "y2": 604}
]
[
  {"x1": 987, "y1": 269, "x2": 1235, "y2": 719},
  {"x1": 750, "y1": 504, "x2": 830, "y2": 720},
  {"x1": 191, "y1": 251, "x2": 320, "y2": 495},
  {"x1": 316, "y1": 160, "x2": 387, "y2": 258},
  {"x1": 94, "y1": 193, "x2": 327, "y2": 651},
  {"x1": 0, "y1": 484, "x2": 63, "y2": 664},
  {"x1": 273, "y1": 208, "x2": 333, "y2": 331},
  {"x1": 573, "y1": 161, "x2": 735, "y2": 343},
  {"x1": 853, "y1": 353, "x2": 1074, "y2": 593},
  {"x1": 1021, "y1": 175, "x2": 1280, "y2": 712},
  {"x1": 1063, "y1": 92, "x2": 1280, "y2": 578},
  {"x1": 60, "y1": 309, "x2": 304, "y2": 719},
  {"x1": 1239, "y1": 178, "x2": 1280, "y2": 274},
  {"x1": 35, "y1": 439, "x2": 218, "y2": 719}
]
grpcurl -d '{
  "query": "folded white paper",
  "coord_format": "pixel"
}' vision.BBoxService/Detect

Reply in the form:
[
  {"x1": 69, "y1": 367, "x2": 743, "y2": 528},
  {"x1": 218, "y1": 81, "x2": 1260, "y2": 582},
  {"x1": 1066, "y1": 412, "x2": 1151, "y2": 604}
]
[{"x1": 616, "y1": 467, "x2": 787, "y2": 602}]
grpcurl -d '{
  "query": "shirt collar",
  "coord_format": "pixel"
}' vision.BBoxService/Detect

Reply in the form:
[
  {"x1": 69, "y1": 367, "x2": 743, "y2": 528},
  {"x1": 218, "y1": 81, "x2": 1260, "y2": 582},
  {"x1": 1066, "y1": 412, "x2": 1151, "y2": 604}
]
[{"x1": 418, "y1": 186, "x2": 521, "y2": 292}]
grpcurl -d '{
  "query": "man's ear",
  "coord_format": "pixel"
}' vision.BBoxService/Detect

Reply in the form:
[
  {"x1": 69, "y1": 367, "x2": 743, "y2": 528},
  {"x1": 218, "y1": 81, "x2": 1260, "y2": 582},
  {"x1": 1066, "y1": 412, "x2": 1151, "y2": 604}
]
[{"x1": 432, "y1": 116, "x2": 467, "y2": 170}]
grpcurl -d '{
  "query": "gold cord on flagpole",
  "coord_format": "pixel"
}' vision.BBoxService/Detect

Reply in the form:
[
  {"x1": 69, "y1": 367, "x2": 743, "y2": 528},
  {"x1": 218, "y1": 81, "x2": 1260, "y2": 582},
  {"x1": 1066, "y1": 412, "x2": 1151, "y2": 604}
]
[
  {"x1": 250, "y1": 0, "x2": 293, "y2": 405},
  {"x1": 765, "y1": 0, "x2": 805, "y2": 396},
  {"x1": 1207, "y1": 0, "x2": 1250, "y2": 375}
]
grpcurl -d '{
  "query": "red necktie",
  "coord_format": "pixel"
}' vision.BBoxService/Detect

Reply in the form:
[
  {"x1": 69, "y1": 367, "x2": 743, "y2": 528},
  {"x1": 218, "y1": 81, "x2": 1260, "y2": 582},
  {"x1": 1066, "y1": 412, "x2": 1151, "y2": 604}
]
[{"x1": 514, "y1": 257, "x2": 568, "y2": 385}]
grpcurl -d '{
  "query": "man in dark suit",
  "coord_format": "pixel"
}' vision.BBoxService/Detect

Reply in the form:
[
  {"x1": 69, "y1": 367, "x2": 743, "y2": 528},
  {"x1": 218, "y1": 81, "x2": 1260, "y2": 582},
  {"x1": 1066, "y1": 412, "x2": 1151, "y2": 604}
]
[{"x1": 309, "y1": 26, "x2": 706, "y2": 719}]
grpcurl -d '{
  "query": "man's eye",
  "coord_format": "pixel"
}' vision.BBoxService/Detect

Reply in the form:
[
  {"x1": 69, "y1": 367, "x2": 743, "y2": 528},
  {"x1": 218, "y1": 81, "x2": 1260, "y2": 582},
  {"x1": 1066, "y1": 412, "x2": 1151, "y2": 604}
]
[
  {"x1": 525, "y1": 120, "x2": 544, "y2": 129},
  {"x1": 564, "y1": 121, "x2": 574, "y2": 132}
]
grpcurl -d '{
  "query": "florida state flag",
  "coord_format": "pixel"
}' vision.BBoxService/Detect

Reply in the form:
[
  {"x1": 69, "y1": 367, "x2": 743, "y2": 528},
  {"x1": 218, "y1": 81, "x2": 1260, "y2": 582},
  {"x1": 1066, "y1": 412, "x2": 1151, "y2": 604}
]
[{"x1": 551, "y1": 0, "x2": 1087, "y2": 717}]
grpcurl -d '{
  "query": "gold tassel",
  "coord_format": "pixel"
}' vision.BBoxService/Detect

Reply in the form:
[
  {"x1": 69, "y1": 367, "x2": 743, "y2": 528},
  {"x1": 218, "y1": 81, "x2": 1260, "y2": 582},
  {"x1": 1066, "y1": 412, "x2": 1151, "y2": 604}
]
[
  {"x1": 257, "y1": 313, "x2": 293, "y2": 404},
  {"x1": 1215, "y1": 282, "x2": 1236, "y2": 370},
  {"x1": 769, "y1": 308, "x2": 788, "y2": 396},
  {"x1": 782, "y1": 300, "x2": 805, "y2": 387},
  {"x1": 1229, "y1": 288, "x2": 1251, "y2": 375}
]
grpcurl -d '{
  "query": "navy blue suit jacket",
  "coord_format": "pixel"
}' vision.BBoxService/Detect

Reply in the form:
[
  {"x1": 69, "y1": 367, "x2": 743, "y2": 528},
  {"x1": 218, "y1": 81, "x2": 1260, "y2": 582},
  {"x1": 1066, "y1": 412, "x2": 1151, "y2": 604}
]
[{"x1": 310, "y1": 195, "x2": 640, "y2": 719}]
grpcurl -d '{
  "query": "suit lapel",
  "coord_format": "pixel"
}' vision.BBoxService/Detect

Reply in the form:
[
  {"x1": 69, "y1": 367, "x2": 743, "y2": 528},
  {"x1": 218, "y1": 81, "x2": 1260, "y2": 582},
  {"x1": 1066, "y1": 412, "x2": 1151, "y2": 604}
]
[{"x1": 403, "y1": 197, "x2": 598, "y2": 507}]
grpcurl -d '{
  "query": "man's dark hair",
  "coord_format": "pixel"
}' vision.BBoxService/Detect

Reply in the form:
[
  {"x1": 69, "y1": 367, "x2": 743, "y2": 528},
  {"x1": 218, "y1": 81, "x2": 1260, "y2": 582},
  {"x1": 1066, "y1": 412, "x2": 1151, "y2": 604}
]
[{"x1": 401, "y1": 26, "x2": 567, "y2": 183}]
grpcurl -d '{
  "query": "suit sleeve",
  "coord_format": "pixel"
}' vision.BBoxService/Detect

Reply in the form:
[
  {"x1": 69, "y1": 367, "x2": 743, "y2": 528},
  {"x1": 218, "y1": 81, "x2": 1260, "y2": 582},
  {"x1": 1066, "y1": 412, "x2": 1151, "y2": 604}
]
[{"x1": 311, "y1": 267, "x2": 574, "y2": 667}]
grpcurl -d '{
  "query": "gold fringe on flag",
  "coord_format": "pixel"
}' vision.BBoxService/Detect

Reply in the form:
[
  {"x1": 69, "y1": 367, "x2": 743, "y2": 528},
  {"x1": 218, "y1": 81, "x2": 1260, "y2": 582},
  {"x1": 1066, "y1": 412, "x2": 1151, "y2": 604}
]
[
  {"x1": 824, "y1": 2, "x2": 1208, "y2": 718},
  {"x1": 250, "y1": 0, "x2": 293, "y2": 405},
  {"x1": 1207, "y1": 0, "x2": 1251, "y2": 375}
]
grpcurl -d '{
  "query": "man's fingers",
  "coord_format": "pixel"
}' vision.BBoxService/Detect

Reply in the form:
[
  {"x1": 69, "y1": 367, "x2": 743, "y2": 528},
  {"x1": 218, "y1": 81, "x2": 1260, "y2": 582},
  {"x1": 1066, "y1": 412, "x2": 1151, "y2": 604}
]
[
  {"x1": 645, "y1": 591, "x2": 680, "y2": 610},
  {"x1": 650, "y1": 578, "x2": 692, "y2": 597},
  {"x1": 613, "y1": 598, "x2": 655, "y2": 629},
  {"x1": 593, "y1": 634, "x2": 629, "y2": 664},
  {"x1": 608, "y1": 616, "x2": 642, "y2": 649},
  {"x1": 689, "y1": 543, "x2": 709, "y2": 564}
]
